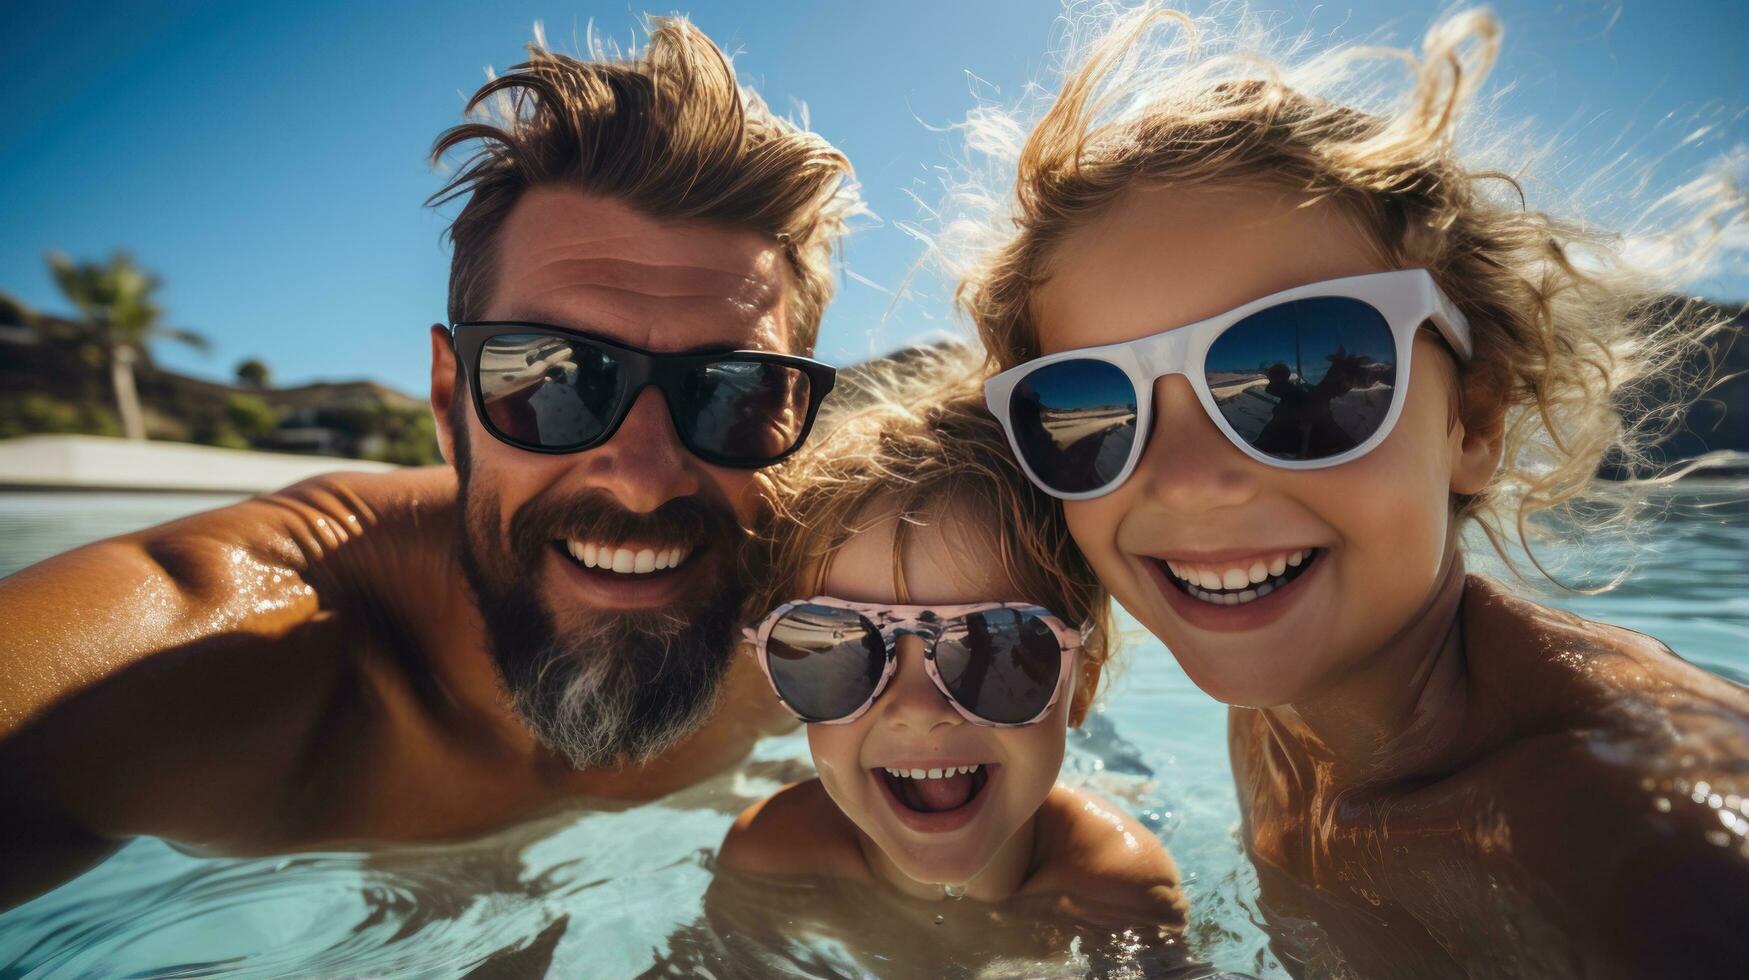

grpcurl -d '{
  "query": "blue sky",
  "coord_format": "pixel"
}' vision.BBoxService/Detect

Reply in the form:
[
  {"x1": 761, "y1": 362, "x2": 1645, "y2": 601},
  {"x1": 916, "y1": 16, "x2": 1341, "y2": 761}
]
[{"x1": 2, "y1": 0, "x2": 1743, "y2": 396}]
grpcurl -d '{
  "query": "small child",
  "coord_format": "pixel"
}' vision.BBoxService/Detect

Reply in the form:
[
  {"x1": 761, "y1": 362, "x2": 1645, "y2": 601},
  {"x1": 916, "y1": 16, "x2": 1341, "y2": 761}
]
[{"x1": 715, "y1": 347, "x2": 1186, "y2": 950}]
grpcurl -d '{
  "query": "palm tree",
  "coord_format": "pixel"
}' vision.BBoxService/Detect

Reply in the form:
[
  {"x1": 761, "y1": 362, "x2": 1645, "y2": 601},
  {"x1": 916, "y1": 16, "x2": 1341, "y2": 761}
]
[{"x1": 47, "y1": 251, "x2": 208, "y2": 440}]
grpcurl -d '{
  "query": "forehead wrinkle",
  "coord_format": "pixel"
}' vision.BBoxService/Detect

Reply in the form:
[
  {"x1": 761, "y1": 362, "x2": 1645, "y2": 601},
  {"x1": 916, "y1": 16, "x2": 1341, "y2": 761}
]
[
  {"x1": 506, "y1": 285, "x2": 786, "y2": 352},
  {"x1": 522, "y1": 256, "x2": 783, "y2": 309}
]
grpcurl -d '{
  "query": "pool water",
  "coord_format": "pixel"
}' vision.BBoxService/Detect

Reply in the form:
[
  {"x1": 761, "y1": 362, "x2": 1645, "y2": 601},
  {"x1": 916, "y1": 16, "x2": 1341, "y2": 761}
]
[{"x1": 0, "y1": 486, "x2": 1744, "y2": 977}]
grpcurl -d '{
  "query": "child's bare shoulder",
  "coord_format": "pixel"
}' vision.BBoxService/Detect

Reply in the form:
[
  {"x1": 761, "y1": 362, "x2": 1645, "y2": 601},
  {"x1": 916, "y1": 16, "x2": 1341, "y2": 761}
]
[
  {"x1": 1019, "y1": 786, "x2": 1187, "y2": 927},
  {"x1": 717, "y1": 778, "x2": 869, "y2": 879},
  {"x1": 1464, "y1": 574, "x2": 1749, "y2": 746}
]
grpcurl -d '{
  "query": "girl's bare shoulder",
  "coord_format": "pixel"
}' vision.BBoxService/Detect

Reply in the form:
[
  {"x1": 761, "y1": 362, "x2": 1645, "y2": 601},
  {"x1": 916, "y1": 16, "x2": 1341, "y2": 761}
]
[{"x1": 717, "y1": 778, "x2": 869, "y2": 880}]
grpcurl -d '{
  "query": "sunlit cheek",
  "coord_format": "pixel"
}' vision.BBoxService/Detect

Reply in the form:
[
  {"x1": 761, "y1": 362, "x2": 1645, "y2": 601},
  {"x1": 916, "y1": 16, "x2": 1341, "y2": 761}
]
[
  {"x1": 806, "y1": 724, "x2": 867, "y2": 803},
  {"x1": 1062, "y1": 495, "x2": 1128, "y2": 580}
]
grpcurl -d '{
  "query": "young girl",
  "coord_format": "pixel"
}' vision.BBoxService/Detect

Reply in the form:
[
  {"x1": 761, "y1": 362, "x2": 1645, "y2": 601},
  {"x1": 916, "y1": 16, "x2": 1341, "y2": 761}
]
[
  {"x1": 955, "y1": 6, "x2": 1749, "y2": 976},
  {"x1": 713, "y1": 347, "x2": 1187, "y2": 970}
]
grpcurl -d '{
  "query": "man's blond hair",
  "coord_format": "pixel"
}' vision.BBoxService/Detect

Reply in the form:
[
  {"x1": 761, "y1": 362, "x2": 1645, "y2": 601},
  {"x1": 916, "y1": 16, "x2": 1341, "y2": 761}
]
[{"x1": 429, "y1": 17, "x2": 860, "y2": 352}]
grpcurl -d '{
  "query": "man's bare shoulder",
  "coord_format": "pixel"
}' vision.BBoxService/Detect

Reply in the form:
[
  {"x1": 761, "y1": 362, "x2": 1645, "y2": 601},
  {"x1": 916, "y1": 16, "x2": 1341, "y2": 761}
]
[
  {"x1": 0, "y1": 468, "x2": 455, "y2": 728},
  {"x1": 0, "y1": 468, "x2": 464, "y2": 856},
  {"x1": 717, "y1": 779, "x2": 868, "y2": 880},
  {"x1": 1019, "y1": 786, "x2": 1187, "y2": 929}
]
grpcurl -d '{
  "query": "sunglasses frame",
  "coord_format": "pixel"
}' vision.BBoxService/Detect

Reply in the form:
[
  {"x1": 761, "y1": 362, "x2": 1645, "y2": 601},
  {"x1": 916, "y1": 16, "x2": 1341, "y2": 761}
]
[
  {"x1": 743, "y1": 596, "x2": 1083, "y2": 728},
  {"x1": 450, "y1": 321, "x2": 837, "y2": 468},
  {"x1": 983, "y1": 269, "x2": 1473, "y2": 500}
]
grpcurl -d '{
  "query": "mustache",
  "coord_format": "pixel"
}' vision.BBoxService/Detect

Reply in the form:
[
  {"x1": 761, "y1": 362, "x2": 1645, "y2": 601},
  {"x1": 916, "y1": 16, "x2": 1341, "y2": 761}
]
[{"x1": 507, "y1": 488, "x2": 749, "y2": 559}]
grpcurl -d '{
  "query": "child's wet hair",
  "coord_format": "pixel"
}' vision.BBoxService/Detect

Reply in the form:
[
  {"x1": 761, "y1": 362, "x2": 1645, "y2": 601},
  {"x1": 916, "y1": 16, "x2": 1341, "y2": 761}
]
[
  {"x1": 747, "y1": 343, "x2": 1115, "y2": 724},
  {"x1": 945, "y1": 4, "x2": 1742, "y2": 586}
]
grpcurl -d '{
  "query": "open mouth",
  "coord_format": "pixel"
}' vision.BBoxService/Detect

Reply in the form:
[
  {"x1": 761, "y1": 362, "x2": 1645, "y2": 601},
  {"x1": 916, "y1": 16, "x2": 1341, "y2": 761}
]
[
  {"x1": 553, "y1": 538, "x2": 698, "y2": 578},
  {"x1": 877, "y1": 764, "x2": 991, "y2": 815},
  {"x1": 1158, "y1": 548, "x2": 1322, "y2": 607}
]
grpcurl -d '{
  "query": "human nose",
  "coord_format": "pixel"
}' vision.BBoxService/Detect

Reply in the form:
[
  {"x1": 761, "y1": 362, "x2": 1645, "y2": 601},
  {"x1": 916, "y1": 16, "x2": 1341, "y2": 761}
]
[
  {"x1": 877, "y1": 634, "x2": 963, "y2": 733},
  {"x1": 1130, "y1": 375, "x2": 1263, "y2": 513},
  {"x1": 571, "y1": 385, "x2": 702, "y2": 512}
]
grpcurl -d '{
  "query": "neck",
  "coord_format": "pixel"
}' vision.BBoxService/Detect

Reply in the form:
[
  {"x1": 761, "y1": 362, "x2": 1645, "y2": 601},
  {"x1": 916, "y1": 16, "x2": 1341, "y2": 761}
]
[
  {"x1": 860, "y1": 812, "x2": 1040, "y2": 903},
  {"x1": 1260, "y1": 549, "x2": 1473, "y2": 789}
]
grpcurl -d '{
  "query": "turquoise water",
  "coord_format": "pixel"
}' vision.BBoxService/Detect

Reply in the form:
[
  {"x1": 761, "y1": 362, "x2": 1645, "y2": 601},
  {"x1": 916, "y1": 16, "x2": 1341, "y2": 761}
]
[{"x1": 0, "y1": 486, "x2": 1744, "y2": 977}]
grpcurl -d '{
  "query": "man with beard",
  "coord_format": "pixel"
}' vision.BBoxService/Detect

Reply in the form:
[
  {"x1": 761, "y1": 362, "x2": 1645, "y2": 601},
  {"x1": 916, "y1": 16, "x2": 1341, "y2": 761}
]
[{"x1": 0, "y1": 17, "x2": 857, "y2": 909}]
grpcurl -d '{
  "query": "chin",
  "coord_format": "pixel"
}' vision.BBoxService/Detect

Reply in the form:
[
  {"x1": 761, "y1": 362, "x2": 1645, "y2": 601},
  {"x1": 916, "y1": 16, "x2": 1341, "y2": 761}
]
[{"x1": 1173, "y1": 648, "x2": 1326, "y2": 709}]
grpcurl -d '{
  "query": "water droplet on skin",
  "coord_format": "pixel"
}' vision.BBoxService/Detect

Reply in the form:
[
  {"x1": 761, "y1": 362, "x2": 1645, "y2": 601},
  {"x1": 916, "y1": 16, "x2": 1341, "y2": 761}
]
[{"x1": 934, "y1": 914, "x2": 944, "y2": 925}]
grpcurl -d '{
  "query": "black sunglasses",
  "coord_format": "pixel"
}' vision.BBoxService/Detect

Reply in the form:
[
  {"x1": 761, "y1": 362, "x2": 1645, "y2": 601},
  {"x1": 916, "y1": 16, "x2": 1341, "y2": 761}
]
[{"x1": 450, "y1": 322, "x2": 837, "y2": 468}]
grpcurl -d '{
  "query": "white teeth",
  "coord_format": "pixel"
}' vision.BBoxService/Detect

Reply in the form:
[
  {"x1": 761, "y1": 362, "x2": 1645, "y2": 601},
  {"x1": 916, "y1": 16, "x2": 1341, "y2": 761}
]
[
  {"x1": 1180, "y1": 548, "x2": 1320, "y2": 607},
  {"x1": 884, "y1": 764, "x2": 981, "y2": 779},
  {"x1": 1167, "y1": 560, "x2": 1184, "y2": 579},
  {"x1": 565, "y1": 540, "x2": 698, "y2": 575}
]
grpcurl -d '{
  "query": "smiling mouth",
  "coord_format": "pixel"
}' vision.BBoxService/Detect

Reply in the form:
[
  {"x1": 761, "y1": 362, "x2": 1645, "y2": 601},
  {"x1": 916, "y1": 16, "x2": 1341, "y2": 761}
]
[
  {"x1": 878, "y1": 765, "x2": 990, "y2": 814},
  {"x1": 1156, "y1": 548, "x2": 1322, "y2": 606},
  {"x1": 553, "y1": 538, "x2": 699, "y2": 577}
]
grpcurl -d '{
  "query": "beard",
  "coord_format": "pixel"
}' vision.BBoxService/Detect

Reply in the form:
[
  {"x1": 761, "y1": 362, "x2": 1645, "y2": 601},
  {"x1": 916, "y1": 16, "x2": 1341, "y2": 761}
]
[{"x1": 452, "y1": 432, "x2": 757, "y2": 769}]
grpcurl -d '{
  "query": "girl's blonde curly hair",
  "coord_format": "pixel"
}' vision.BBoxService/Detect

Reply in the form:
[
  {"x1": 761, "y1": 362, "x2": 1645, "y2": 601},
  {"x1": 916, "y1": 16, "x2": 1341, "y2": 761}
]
[
  {"x1": 948, "y1": 4, "x2": 1742, "y2": 586},
  {"x1": 747, "y1": 343, "x2": 1115, "y2": 725}
]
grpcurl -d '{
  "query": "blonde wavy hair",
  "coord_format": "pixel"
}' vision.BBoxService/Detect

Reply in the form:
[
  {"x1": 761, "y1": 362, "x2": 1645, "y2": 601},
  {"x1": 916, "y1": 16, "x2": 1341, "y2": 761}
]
[
  {"x1": 747, "y1": 343, "x2": 1116, "y2": 724},
  {"x1": 948, "y1": 4, "x2": 1743, "y2": 585}
]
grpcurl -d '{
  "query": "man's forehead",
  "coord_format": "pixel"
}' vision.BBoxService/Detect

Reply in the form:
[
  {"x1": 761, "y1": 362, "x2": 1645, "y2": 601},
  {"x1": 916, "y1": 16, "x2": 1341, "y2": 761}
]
[{"x1": 486, "y1": 188, "x2": 791, "y2": 352}]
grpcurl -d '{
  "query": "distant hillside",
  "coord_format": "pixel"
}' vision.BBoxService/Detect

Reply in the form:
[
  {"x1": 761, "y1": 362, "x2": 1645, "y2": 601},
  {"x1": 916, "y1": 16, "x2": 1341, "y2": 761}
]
[{"x1": 0, "y1": 303, "x2": 438, "y2": 464}]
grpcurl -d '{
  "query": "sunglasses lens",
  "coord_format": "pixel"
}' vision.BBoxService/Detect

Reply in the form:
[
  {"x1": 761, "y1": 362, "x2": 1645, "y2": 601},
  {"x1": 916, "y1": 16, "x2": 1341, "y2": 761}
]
[
  {"x1": 476, "y1": 334, "x2": 624, "y2": 450},
  {"x1": 934, "y1": 609, "x2": 1064, "y2": 724},
  {"x1": 1006, "y1": 359, "x2": 1139, "y2": 495},
  {"x1": 1205, "y1": 297, "x2": 1398, "y2": 462},
  {"x1": 674, "y1": 361, "x2": 814, "y2": 465},
  {"x1": 764, "y1": 604, "x2": 886, "y2": 722}
]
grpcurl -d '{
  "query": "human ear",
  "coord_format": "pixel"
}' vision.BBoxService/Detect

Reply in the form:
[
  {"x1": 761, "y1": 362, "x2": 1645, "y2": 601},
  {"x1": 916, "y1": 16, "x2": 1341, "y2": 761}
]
[
  {"x1": 1450, "y1": 415, "x2": 1504, "y2": 496},
  {"x1": 1449, "y1": 380, "x2": 1505, "y2": 496},
  {"x1": 429, "y1": 325, "x2": 458, "y2": 466}
]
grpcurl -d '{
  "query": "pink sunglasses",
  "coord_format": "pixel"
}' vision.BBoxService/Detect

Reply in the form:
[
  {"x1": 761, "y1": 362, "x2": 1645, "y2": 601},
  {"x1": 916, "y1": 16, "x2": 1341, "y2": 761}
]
[{"x1": 744, "y1": 596, "x2": 1083, "y2": 727}]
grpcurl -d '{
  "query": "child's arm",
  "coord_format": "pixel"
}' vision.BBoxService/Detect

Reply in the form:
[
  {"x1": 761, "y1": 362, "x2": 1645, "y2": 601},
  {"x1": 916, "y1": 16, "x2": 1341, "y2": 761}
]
[
  {"x1": 717, "y1": 778, "x2": 870, "y2": 879},
  {"x1": 1019, "y1": 786, "x2": 1189, "y2": 930}
]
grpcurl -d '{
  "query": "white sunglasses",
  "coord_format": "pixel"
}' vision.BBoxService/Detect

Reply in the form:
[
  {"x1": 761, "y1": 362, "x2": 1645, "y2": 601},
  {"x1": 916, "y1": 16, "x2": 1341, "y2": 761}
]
[{"x1": 984, "y1": 269, "x2": 1472, "y2": 500}]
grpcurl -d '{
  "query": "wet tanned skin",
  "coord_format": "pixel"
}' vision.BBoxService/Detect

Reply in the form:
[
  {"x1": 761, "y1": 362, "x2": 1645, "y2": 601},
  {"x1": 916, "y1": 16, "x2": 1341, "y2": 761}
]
[
  {"x1": 1034, "y1": 184, "x2": 1749, "y2": 977},
  {"x1": 0, "y1": 190, "x2": 796, "y2": 910}
]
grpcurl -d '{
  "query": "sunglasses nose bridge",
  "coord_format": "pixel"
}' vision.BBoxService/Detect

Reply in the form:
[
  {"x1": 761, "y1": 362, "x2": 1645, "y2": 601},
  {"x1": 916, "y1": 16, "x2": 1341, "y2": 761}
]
[{"x1": 1135, "y1": 328, "x2": 1190, "y2": 380}]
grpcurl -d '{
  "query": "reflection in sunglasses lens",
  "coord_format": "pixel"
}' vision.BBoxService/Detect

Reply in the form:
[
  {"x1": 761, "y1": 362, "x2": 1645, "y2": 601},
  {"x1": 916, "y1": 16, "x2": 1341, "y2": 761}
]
[
  {"x1": 478, "y1": 333, "x2": 623, "y2": 449},
  {"x1": 934, "y1": 609, "x2": 1062, "y2": 724},
  {"x1": 675, "y1": 361, "x2": 811, "y2": 462},
  {"x1": 1204, "y1": 297, "x2": 1398, "y2": 461},
  {"x1": 1008, "y1": 359, "x2": 1138, "y2": 494},
  {"x1": 766, "y1": 604, "x2": 885, "y2": 721}
]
